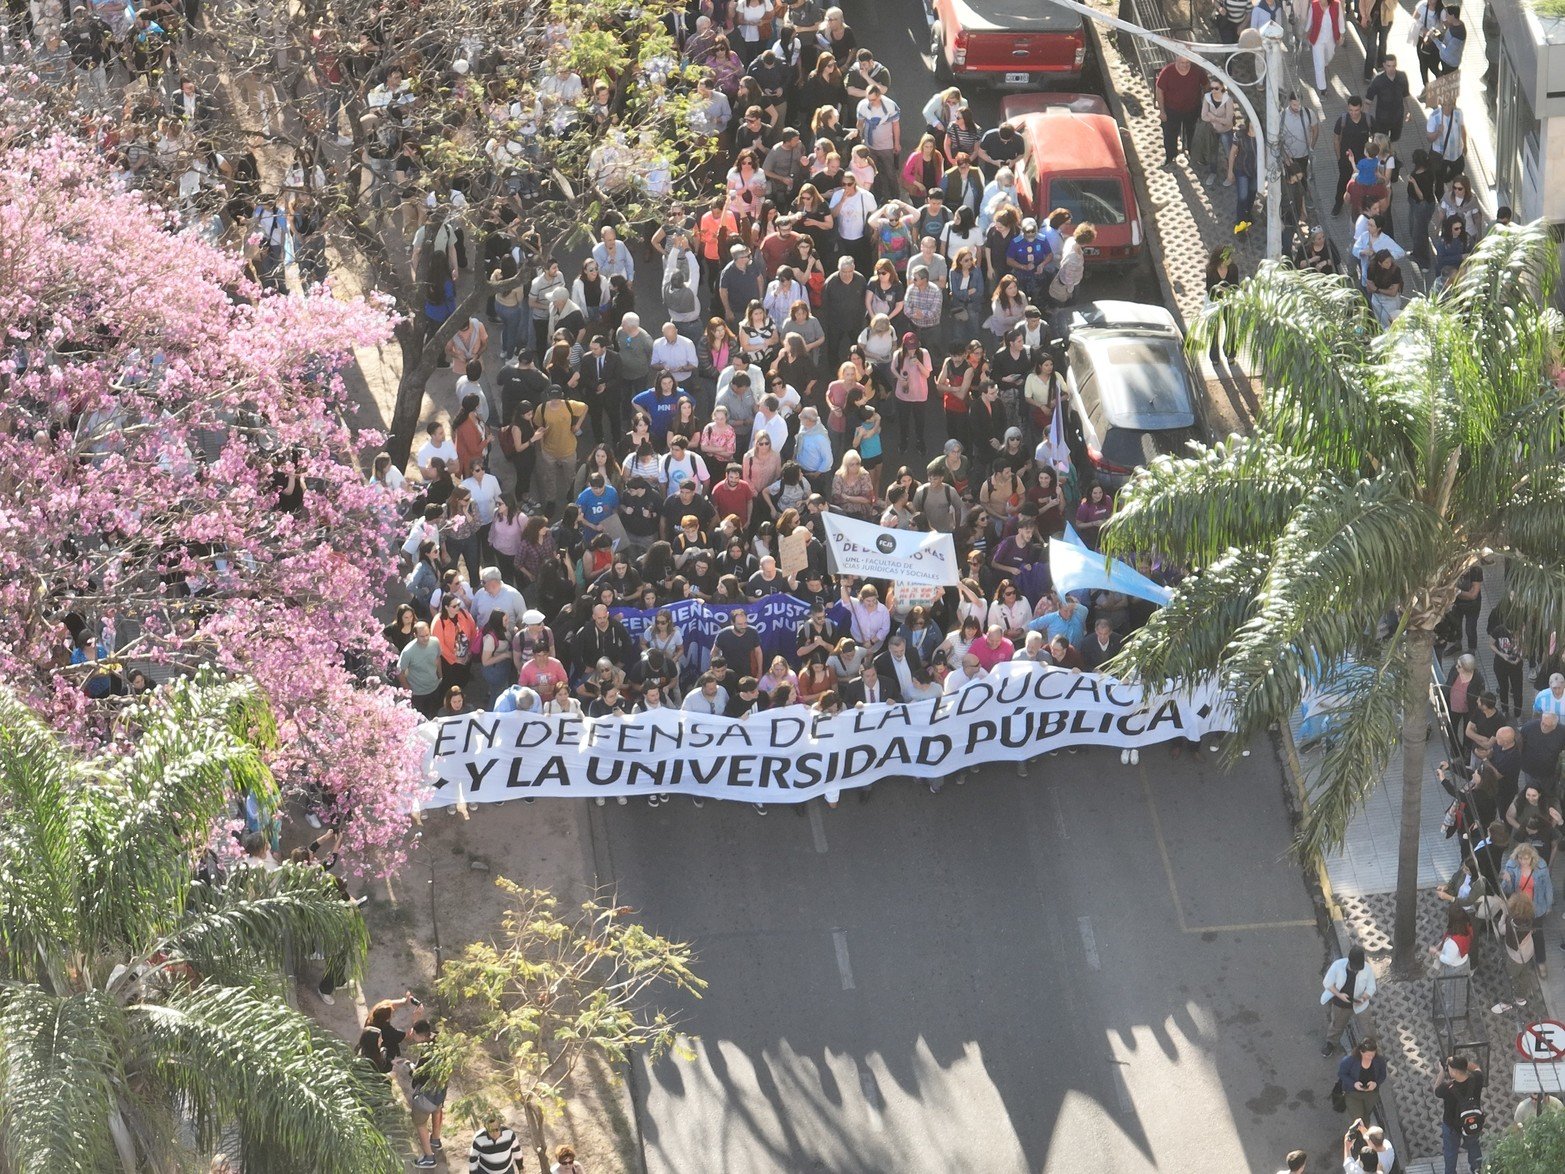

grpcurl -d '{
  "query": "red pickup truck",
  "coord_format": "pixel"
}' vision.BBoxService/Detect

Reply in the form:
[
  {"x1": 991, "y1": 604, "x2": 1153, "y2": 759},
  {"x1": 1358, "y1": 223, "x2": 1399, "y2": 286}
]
[{"x1": 928, "y1": 0, "x2": 1087, "y2": 89}]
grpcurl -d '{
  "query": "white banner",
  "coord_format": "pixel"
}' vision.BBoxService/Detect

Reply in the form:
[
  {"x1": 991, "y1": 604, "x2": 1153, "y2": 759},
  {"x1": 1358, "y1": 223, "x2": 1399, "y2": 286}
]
[
  {"x1": 417, "y1": 663, "x2": 1232, "y2": 807},
  {"x1": 821, "y1": 512, "x2": 959, "y2": 587}
]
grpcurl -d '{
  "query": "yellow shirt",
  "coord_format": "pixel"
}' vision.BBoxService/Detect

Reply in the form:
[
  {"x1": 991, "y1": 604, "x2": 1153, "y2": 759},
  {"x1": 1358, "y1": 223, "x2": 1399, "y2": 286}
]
[{"x1": 538, "y1": 398, "x2": 586, "y2": 460}]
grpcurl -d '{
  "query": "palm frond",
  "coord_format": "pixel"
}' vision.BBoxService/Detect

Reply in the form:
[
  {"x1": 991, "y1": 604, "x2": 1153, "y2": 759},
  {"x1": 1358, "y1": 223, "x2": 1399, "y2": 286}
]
[
  {"x1": 1490, "y1": 470, "x2": 1565, "y2": 562},
  {"x1": 0, "y1": 985, "x2": 121, "y2": 1174},
  {"x1": 73, "y1": 676, "x2": 278, "y2": 966},
  {"x1": 133, "y1": 985, "x2": 404, "y2": 1174},
  {"x1": 1492, "y1": 551, "x2": 1565, "y2": 651},
  {"x1": 1371, "y1": 296, "x2": 1483, "y2": 495},
  {"x1": 1220, "y1": 481, "x2": 1452, "y2": 735},
  {"x1": 1101, "y1": 436, "x2": 1320, "y2": 570},
  {"x1": 1441, "y1": 221, "x2": 1559, "y2": 344},
  {"x1": 0, "y1": 691, "x2": 78, "y2": 985},
  {"x1": 164, "y1": 864, "x2": 368, "y2": 990},
  {"x1": 1108, "y1": 550, "x2": 1266, "y2": 689},
  {"x1": 1294, "y1": 638, "x2": 1410, "y2": 855},
  {"x1": 1190, "y1": 261, "x2": 1385, "y2": 467}
]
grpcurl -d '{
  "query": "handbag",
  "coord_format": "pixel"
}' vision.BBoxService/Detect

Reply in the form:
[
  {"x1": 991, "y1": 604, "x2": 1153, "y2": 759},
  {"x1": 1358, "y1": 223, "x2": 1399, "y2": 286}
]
[{"x1": 1329, "y1": 1079, "x2": 1347, "y2": 1113}]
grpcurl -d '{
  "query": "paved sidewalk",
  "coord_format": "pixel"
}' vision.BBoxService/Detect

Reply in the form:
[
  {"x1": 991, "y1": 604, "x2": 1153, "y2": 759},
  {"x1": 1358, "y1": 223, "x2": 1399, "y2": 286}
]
[{"x1": 1301, "y1": 560, "x2": 1565, "y2": 1165}]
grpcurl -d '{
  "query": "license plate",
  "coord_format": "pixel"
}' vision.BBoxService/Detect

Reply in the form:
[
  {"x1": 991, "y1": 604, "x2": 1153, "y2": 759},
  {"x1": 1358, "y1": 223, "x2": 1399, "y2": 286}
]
[
  {"x1": 1004, "y1": 71, "x2": 1029, "y2": 84},
  {"x1": 1083, "y1": 245, "x2": 1100, "y2": 256}
]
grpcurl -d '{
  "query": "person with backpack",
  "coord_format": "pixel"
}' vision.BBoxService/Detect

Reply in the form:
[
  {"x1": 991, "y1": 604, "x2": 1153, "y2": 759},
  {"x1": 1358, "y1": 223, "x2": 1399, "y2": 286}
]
[{"x1": 1434, "y1": 1054, "x2": 1485, "y2": 1173}]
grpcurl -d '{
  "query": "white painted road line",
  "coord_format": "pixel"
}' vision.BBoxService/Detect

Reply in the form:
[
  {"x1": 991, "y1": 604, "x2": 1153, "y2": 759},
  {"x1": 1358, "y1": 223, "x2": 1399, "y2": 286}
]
[
  {"x1": 1078, "y1": 916, "x2": 1101, "y2": 970},
  {"x1": 808, "y1": 802, "x2": 829, "y2": 854},
  {"x1": 832, "y1": 930, "x2": 856, "y2": 990}
]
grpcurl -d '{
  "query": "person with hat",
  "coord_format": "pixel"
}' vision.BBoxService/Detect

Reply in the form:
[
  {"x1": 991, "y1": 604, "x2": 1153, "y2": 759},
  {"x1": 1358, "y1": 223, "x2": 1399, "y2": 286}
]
[
  {"x1": 1321, "y1": 945, "x2": 1376, "y2": 1055},
  {"x1": 1007, "y1": 217, "x2": 1050, "y2": 300}
]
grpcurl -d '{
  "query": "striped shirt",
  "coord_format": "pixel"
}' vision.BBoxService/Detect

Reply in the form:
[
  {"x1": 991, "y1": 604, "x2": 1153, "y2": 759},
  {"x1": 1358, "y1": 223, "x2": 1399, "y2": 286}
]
[{"x1": 469, "y1": 1128, "x2": 520, "y2": 1173}]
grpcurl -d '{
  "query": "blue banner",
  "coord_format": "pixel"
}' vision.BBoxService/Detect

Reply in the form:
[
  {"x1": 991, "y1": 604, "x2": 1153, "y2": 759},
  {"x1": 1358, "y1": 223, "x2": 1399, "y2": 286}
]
[{"x1": 612, "y1": 594, "x2": 814, "y2": 672}]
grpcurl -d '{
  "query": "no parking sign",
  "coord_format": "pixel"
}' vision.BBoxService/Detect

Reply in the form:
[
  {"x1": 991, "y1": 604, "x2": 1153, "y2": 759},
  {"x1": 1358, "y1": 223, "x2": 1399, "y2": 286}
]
[{"x1": 1515, "y1": 1021, "x2": 1565, "y2": 1062}]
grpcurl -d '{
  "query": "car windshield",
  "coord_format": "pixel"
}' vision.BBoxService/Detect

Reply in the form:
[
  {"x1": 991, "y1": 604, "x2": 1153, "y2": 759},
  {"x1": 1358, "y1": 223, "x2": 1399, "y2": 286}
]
[
  {"x1": 1091, "y1": 338, "x2": 1195, "y2": 428},
  {"x1": 1048, "y1": 177, "x2": 1127, "y2": 226}
]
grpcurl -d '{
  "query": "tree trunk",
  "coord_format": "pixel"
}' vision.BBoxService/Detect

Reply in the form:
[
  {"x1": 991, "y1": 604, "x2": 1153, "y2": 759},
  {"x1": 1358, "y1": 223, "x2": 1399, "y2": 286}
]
[
  {"x1": 386, "y1": 282, "x2": 499, "y2": 470},
  {"x1": 1392, "y1": 625, "x2": 1437, "y2": 976},
  {"x1": 524, "y1": 1099, "x2": 550, "y2": 1174}
]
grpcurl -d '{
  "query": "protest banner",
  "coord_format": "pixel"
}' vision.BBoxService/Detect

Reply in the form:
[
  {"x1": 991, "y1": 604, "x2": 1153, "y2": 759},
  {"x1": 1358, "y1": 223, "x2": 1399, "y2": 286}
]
[
  {"x1": 821, "y1": 513, "x2": 959, "y2": 587},
  {"x1": 611, "y1": 594, "x2": 811, "y2": 672},
  {"x1": 417, "y1": 662, "x2": 1232, "y2": 807}
]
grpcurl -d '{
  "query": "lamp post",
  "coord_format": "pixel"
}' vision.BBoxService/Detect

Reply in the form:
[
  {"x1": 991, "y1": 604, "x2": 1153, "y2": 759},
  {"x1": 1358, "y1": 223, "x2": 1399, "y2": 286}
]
[{"x1": 1024, "y1": 0, "x2": 1286, "y2": 260}]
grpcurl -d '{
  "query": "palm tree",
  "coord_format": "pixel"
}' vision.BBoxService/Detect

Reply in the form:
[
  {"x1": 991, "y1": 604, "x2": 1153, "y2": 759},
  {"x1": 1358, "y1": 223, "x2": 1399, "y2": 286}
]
[
  {"x1": 0, "y1": 674, "x2": 404, "y2": 1173},
  {"x1": 1102, "y1": 223, "x2": 1565, "y2": 975}
]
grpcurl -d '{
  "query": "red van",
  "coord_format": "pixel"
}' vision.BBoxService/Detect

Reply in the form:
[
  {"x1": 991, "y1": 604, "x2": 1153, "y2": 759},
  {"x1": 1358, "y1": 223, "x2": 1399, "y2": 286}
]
[
  {"x1": 927, "y1": 0, "x2": 1087, "y2": 89},
  {"x1": 999, "y1": 94, "x2": 1143, "y2": 265}
]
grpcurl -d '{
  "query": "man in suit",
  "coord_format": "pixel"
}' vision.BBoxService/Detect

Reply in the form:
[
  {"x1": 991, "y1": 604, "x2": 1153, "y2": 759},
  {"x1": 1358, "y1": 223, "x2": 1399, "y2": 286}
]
[
  {"x1": 1079, "y1": 618, "x2": 1123, "y2": 673},
  {"x1": 581, "y1": 334, "x2": 624, "y2": 443},
  {"x1": 873, "y1": 634, "x2": 924, "y2": 702},
  {"x1": 845, "y1": 663, "x2": 889, "y2": 707},
  {"x1": 168, "y1": 76, "x2": 219, "y2": 131}
]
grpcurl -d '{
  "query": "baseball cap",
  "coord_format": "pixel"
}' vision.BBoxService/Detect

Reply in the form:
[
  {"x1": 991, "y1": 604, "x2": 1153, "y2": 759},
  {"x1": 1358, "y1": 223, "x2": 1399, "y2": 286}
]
[{"x1": 901, "y1": 331, "x2": 919, "y2": 345}]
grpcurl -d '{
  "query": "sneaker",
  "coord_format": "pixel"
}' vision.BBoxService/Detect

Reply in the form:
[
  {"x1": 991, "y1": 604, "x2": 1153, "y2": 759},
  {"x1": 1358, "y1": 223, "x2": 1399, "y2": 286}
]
[
  {"x1": 1202, "y1": 173, "x2": 1216, "y2": 187},
  {"x1": 413, "y1": 1158, "x2": 436, "y2": 1169},
  {"x1": 754, "y1": 804, "x2": 768, "y2": 816},
  {"x1": 305, "y1": 812, "x2": 323, "y2": 829},
  {"x1": 1120, "y1": 749, "x2": 1130, "y2": 765},
  {"x1": 1222, "y1": 177, "x2": 1234, "y2": 187},
  {"x1": 1016, "y1": 760, "x2": 1029, "y2": 778},
  {"x1": 430, "y1": 1138, "x2": 443, "y2": 1151},
  {"x1": 1320, "y1": 1040, "x2": 1335, "y2": 1057},
  {"x1": 1492, "y1": 1001, "x2": 1513, "y2": 1014},
  {"x1": 692, "y1": 797, "x2": 704, "y2": 808},
  {"x1": 1209, "y1": 743, "x2": 1220, "y2": 752},
  {"x1": 929, "y1": 781, "x2": 943, "y2": 794},
  {"x1": 319, "y1": 992, "x2": 335, "y2": 1006},
  {"x1": 616, "y1": 796, "x2": 628, "y2": 805},
  {"x1": 1129, "y1": 748, "x2": 1140, "y2": 765},
  {"x1": 595, "y1": 797, "x2": 606, "y2": 807},
  {"x1": 955, "y1": 773, "x2": 966, "y2": 785}
]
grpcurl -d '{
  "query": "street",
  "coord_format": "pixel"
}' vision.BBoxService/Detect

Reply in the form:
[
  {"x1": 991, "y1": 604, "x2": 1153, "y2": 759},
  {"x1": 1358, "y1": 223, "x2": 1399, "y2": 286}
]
[{"x1": 593, "y1": 743, "x2": 1343, "y2": 1171}]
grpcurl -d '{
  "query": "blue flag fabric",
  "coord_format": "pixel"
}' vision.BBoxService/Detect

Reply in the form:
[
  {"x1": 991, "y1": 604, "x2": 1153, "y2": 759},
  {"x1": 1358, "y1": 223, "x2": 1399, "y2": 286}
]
[{"x1": 1048, "y1": 525, "x2": 1172, "y2": 606}]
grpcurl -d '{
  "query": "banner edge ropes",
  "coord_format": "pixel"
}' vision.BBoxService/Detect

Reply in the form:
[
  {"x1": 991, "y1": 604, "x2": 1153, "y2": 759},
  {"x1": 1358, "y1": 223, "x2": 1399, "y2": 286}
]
[{"x1": 416, "y1": 662, "x2": 1234, "y2": 807}]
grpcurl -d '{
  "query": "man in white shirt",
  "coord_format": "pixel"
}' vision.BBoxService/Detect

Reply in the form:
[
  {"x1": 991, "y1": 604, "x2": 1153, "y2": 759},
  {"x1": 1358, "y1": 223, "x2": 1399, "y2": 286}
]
[
  {"x1": 527, "y1": 258, "x2": 566, "y2": 359},
  {"x1": 650, "y1": 321, "x2": 699, "y2": 384},
  {"x1": 753, "y1": 396, "x2": 789, "y2": 453},
  {"x1": 415, "y1": 422, "x2": 458, "y2": 479},
  {"x1": 471, "y1": 567, "x2": 527, "y2": 629},
  {"x1": 854, "y1": 85, "x2": 901, "y2": 178},
  {"x1": 538, "y1": 62, "x2": 584, "y2": 105},
  {"x1": 944, "y1": 653, "x2": 987, "y2": 694}
]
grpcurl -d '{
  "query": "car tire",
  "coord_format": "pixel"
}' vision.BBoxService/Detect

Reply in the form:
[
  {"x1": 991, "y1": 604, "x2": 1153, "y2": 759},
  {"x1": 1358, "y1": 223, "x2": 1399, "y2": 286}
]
[{"x1": 932, "y1": 34, "x2": 954, "y2": 83}]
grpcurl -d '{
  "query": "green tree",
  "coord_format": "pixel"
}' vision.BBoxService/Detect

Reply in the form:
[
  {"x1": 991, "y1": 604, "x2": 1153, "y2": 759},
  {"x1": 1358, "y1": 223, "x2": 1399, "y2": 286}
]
[
  {"x1": 0, "y1": 675, "x2": 402, "y2": 1173},
  {"x1": 433, "y1": 880, "x2": 706, "y2": 1173},
  {"x1": 1102, "y1": 223, "x2": 1565, "y2": 974},
  {"x1": 1487, "y1": 1106, "x2": 1565, "y2": 1172}
]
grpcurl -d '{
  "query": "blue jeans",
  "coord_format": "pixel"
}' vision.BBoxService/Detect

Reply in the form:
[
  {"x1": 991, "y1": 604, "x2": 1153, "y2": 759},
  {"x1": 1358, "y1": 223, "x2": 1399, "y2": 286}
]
[
  {"x1": 1442, "y1": 1120, "x2": 1482, "y2": 1174},
  {"x1": 1234, "y1": 173, "x2": 1256, "y2": 225},
  {"x1": 496, "y1": 301, "x2": 526, "y2": 359}
]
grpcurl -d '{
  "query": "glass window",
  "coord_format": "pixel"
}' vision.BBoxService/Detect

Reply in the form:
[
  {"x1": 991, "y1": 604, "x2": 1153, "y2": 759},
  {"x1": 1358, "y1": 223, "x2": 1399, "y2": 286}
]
[{"x1": 1047, "y1": 178, "x2": 1127, "y2": 226}]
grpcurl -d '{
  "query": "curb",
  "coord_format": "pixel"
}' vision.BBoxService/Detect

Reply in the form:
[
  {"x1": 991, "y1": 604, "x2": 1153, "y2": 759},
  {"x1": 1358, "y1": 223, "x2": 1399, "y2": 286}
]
[
  {"x1": 1275, "y1": 719, "x2": 1414, "y2": 1171},
  {"x1": 1083, "y1": 10, "x2": 1186, "y2": 333}
]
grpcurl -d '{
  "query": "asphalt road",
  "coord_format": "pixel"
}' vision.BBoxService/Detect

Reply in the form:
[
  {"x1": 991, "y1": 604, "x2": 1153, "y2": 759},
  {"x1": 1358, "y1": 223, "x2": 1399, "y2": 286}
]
[
  {"x1": 579, "y1": 5, "x2": 1344, "y2": 1173},
  {"x1": 592, "y1": 741, "x2": 1344, "y2": 1172}
]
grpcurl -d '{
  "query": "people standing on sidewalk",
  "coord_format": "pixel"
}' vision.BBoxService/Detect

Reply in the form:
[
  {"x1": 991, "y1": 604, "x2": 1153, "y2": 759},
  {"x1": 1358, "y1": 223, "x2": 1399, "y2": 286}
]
[
  {"x1": 1365, "y1": 56, "x2": 1411, "y2": 143},
  {"x1": 1320, "y1": 945, "x2": 1376, "y2": 1056},
  {"x1": 1493, "y1": 890, "x2": 1540, "y2": 1013},
  {"x1": 1411, "y1": 0, "x2": 1446, "y2": 87},
  {"x1": 1501, "y1": 842, "x2": 1552, "y2": 977},
  {"x1": 1427, "y1": 904, "x2": 1474, "y2": 974},
  {"x1": 1155, "y1": 58, "x2": 1207, "y2": 167},
  {"x1": 1337, "y1": 1038, "x2": 1387, "y2": 1122},
  {"x1": 1331, "y1": 97, "x2": 1373, "y2": 218},
  {"x1": 1358, "y1": 0, "x2": 1396, "y2": 83},
  {"x1": 1434, "y1": 1055, "x2": 1486, "y2": 1174},
  {"x1": 1306, "y1": 0, "x2": 1345, "y2": 92}
]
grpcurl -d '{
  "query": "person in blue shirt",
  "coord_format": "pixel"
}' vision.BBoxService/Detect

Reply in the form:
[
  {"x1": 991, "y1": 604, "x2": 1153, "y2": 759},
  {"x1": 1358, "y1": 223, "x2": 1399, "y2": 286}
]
[
  {"x1": 793, "y1": 406, "x2": 835, "y2": 491},
  {"x1": 1006, "y1": 218, "x2": 1051, "y2": 299},
  {"x1": 1028, "y1": 593, "x2": 1087, "y2": 649},
  {"x1": 630, "y1": 369, "x2": 689, "y2": 441},
  {"x1": 576, "y1": 472, "x2": 620, "y2": 539}
]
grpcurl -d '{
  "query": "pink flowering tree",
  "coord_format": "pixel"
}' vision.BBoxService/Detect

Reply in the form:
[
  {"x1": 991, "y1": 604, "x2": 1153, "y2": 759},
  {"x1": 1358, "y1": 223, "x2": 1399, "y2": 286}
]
[{"x1": 0, "y1": 126, "x2": 427, "y2": 871}]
